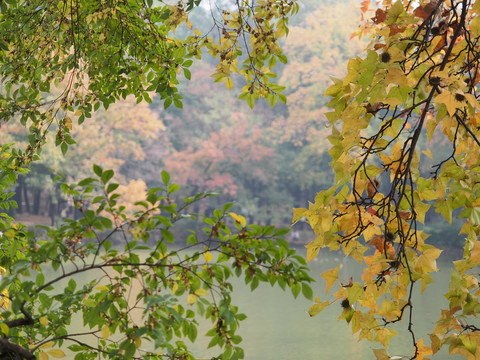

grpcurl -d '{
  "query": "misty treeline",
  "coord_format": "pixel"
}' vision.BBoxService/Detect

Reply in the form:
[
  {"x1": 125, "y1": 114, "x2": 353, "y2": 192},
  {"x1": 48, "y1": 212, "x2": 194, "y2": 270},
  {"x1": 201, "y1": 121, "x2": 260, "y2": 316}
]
[{"x1": 2, "y1": 0, "x2": 454, "y2": 242}]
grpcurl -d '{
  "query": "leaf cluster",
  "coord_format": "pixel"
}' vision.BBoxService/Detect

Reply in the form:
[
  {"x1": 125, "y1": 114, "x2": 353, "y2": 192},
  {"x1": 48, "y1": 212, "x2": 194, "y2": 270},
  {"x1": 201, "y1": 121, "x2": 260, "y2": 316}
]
[
  {"x1": 0, "y1": 160, "x2": 312, "y2": 360},
  {"x1": 298, "y1": 1, "x2": 480, "y2": 359},
  {"x1": 0, "y1": 0, "x2": 298, "y2": 165}
]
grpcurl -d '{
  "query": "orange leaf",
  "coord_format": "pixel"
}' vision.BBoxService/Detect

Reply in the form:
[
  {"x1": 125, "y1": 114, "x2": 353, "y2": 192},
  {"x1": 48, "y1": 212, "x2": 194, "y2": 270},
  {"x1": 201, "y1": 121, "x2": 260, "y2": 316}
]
[
  {"x1": 414, "y1": 2, "x2": 437, "y2": 19},
  {"x1": 388, "y1": 24, "x2": 406, "y2": 36},
  {"x1": 367, "y1": 179, "x2": 379, "y2": 198},
  {"x1": 360, "y1": 0, "x2": 369, "y2": 13},
  {"x1": 434, "y1": 36, "x2": 446, "y2": 51},
  {"x1": 372, "y1": 8, "x2": 387, "y2": 24},
  {"x1": 399, "y1": 210, "x2": 412, "y2": 220},
  {"x1": 386, "y1": 243, "x2": 396, "y2": 260},
  {"x1": 471, "y1": 241, "x2": 480, "y2": 263},
  {"x1": 416, "y1": 338, "x2": 433, "y2": 360},
  {"x1": 369, "y1": 235, "x2": 385, "y2": 253}
]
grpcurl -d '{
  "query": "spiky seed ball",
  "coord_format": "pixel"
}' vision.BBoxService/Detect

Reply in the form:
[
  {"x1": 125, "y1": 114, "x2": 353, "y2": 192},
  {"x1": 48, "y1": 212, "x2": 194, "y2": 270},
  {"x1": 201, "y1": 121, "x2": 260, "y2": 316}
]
[
  {"x1": 455, "y1": 93, "x2": 466, "y2": 102},
  {"x1": 341, "y1": 298, "x2": 350, "y2": 309},
  {"x1": 381, "y1": 52, "x2": 391, "y2": 63},
  {"x1": 429, "y1": 76, "x2": 441, "y2": 86}
]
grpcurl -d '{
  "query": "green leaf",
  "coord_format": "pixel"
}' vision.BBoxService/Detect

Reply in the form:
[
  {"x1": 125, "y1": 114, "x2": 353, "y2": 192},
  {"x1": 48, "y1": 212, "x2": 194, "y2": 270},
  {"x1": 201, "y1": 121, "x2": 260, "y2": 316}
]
[
  {"x1": 291, "y1": 282, "x2": 301, "y2": 298},
  {"x1": 301, "y1": 283, "x2": 313, "y2": 300},
  {"x1": 246, "y1": 94, "x2": 255, "y2": 109},
  {"x1": 173, "y1": 99, "x2": 183, "y2": 108},
  {"x1": 167, "y1": 183, "x2": 180, "y2": 194},
  {"x1": 93, "y1": 164, "x2": 103, "y2": 177},
  {"x1": 106, "y1": 183, "x2": 119, "y2": 194},
  {"x1": 164, "y1": 97, "x2": 173, "y2": 109},
  {"x1": 61, "y1": 142, "x2": 68, "y2": 155},
  {"x1": 101, "y1": 169, "x2": 114, "y2": 184},
  {"x1": 161, "y1": 170, "x2": 170, "y2": 186},
  {"x1": 277, "y1": 53, "x2": 288, "y2": 64}
]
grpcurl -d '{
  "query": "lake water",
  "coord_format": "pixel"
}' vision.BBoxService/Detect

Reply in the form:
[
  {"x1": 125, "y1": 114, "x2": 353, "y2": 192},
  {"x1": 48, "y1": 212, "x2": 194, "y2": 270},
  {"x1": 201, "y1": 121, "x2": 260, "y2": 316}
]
[
  {"x1": 59, "y1": 247, "x2": 462, "y2": 359},
  {"x1": 185, "y1": 249, "x2": 462, "y2": 360}
]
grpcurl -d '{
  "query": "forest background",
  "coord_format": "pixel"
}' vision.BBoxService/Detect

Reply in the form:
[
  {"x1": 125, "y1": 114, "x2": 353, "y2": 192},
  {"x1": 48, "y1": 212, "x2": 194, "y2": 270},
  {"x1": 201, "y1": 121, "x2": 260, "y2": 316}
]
[{"x1": 0, "y1": 0, "x2": 396, "y2": 244}]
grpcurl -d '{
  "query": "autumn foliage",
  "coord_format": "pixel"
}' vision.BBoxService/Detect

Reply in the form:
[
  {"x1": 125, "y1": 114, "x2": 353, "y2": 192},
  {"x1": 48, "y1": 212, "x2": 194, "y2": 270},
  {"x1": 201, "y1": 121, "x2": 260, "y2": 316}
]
[{"x1": 297, "y1": 1, "x2": 480, "y2": 359}]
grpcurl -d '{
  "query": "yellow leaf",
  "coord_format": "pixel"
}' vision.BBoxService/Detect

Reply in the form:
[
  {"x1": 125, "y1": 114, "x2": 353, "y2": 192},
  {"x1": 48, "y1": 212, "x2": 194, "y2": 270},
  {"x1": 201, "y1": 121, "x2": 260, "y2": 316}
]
[
  {"x1": 414, "y1": 246, "x2": 442, "y2": 273},
  {"x1": 39, "y1": 352, "x2": 49, "y2": 360},
  {"x1": 292, "y1": 208, "x2": 307, "y2": 224},
  {"x1": 40, "y1": 341, "x2": 55, "y2": 349},
  {"x1": 172, "y1": 282, "x2": 179, "y2": 295},
  {"x1": 47, "y1": 349, "x2": 66, "y2": 358},
  {"x1": 385, "y1": 67, "x2": 409, "y2": 87},
  {"x1": 322, "y1": 265, "x2": 341, "y2": 293},
  {"x1": 420, "y1": 273, "x2": 434, "y2": 293},
  {"x1": 134, "y1": 337, "x2": 142, "y2": 348},
  {"x1": 0, "y1": 267, "x2": 6, "y2": 275},
  {"x1": 225, "y1": 77, "x2": 233, "y2": 90},
  {"x1": 422, "y1": 148, "x2": 433, "y2": 160},
  {"x1": 363, "y1": 224, "x2": 382, "y2": 242},
  {"x1": 372, "y1": 348, "x2": 390, "y2": 360},
  {"x1": 435, "y1": 91, "x2": 460, "y2": 116},
  {"x1": 195, "y1": 288, "x2": 208, "y2": 297},
  {"x1": 39, "y1": 316, "x2": 49, "y2": 326},
  {"x1": 375, "y1": 328, "x2": 398, "y2": 347},
  {"x1": 228, "y1": 212, "x2": 246, "y2": 227},
  {"x1": 416, "y1": 338, "x2": 433, "y2": 360},
  {"x1": 101, "y1": 325, "x2": 109, "y2": 340},
  {"x1": 460, "y1": 333, "x2": 478, "y2": 356},
  {"x1": 64, "y1": 117, "x2": 72, "y2": 130},
  {"x1": 95, "y1": 286, "x2": 109, "y2": 291},
  {"x1": 0, "y1": 323, "x2": 9, "y2": 335},
  {"x1": 40, "y1": 341, "x2": 54, "y2": 349},
  {"x1": 187, "y1": 293, "x2": 197, "y2": 305},
  {"x1": 305, "y1": 238, "x2": 322, "y2": 262},
  {"x1": 2, "y1": 288, "x2": 9, "y2": 310},
  {"x1": 308, "y1": 300, "x2": 329, "y2": 317},
  {"x1": 203, "y1": 251, "x2": 213, "y2": 263}
]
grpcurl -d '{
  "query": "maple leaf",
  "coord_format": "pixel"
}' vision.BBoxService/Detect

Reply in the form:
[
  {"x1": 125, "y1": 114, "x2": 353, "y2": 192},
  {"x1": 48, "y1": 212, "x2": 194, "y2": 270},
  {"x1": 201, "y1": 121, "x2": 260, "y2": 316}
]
[
  {"x1": 416, "y1": 338, "x2": 433, "y2": 360},
  {"x1": 305, "y1": 239, "x2": 322, "y2": 262},
  {"x1": 308, "y1": 299, "x2": 330, "y2": 317},
  {"x1": 373, "y1": 348, "x2": 390, "y2": 360},
  {"x1": 369, "y1": 235, "x2": 385, "y2": 253},
  {"x1": 414, "y1": 246, "x2": 443, "y2": 273},
  {"x1": 435, "y1": 91, "x2": 464, "y2": 116},
  {"x1": 375, "y1": 328, "x2": 398, "y2": 347},
  {"x1": 414, "y1": 2, "x2": 438, "y2": 19},
  {"x1": 360, "y1": 0, "x2": 370, "y2": 14},
  {"x1": 470, "y1": 241, "x2": 480, "y2": 264},
  {"x1": 372, "y1": 8, "x2": 387, "y2": 23},
  {"x1": 322, "y1": 265, "x2": 340, "y2": 293}
]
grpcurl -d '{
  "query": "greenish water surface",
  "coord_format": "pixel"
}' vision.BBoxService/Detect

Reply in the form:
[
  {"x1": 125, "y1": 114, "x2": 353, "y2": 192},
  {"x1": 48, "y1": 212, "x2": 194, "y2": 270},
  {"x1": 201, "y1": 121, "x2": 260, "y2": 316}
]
[
  {"x1": 60, "y1": 247, "x2": 463, "y2": 359},
  {"x1": 187, "y1": 249, "x2": 462, "y2": 360}
]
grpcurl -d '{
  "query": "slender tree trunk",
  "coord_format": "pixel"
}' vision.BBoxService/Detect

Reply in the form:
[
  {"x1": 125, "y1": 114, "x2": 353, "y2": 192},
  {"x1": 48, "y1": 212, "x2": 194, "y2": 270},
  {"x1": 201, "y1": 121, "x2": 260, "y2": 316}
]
[
  {"x1": 13, "y1": 183, "x2": 22, "y2": 214},
  {"x1": 23, "y1": 179, "x2": 30, "y2": 213},
  {"x1": 33, "y1": 190, "x2": 41, "y2": 215}
]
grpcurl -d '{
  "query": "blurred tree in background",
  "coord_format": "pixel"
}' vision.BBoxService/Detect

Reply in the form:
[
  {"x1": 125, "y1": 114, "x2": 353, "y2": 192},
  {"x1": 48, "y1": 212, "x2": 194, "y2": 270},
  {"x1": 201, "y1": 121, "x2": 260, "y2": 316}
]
[{"x1": 1, "y1": 0, "x2": 364, "y2": 232}]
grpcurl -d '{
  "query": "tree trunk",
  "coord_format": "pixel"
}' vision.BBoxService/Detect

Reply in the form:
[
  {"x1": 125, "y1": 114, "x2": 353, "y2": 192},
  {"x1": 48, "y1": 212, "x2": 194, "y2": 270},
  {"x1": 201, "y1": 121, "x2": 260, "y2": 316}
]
[{"x1": 33, "y1": 190, "x2": 41, "y2": 215}]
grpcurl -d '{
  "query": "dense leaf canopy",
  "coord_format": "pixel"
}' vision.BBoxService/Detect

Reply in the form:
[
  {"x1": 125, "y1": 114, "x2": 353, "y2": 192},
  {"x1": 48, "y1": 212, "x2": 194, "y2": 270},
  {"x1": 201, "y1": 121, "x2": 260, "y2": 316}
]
[
  {"x1": 299, "y1": 0, "x2": 480, "y2": 359},
  {"x1": 0, "y1": 0, "x2": 297, "y2": 166}
]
